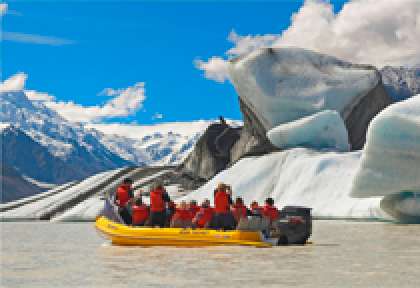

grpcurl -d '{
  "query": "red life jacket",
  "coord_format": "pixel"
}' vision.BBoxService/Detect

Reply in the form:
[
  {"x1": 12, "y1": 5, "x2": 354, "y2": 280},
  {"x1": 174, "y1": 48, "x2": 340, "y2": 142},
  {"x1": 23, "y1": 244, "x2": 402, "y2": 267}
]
[
  {"x1": 116, "y1": 184, "x2": 131, "y2": 207},
  {"x1": 250, "y1": 204, "x2": 263, "y2": 216},
  {"x1": 194, "y1": 207, "x2": 214, "y2": 228},
  {"x1": 150, "y1": 188, "x2": 165, "y2": 212},
  {"x1": 190, "y1": 205, "x2": 200, "y2": 218},
  {"x1": 214, "y1": 190, "x2": 230, "y2": 213},
  {"x1": 231, "y1": 204, "x2": 248, "y2": 221},
  {"x1": 173, "y1": 208, "x2": 193, "y2": 222},
  {"x1": 263, "y1": 204, "x2": 279, "y2": 222},
  {"x1": 132, "y1": 204, "x2": 149, "y2": 224}
]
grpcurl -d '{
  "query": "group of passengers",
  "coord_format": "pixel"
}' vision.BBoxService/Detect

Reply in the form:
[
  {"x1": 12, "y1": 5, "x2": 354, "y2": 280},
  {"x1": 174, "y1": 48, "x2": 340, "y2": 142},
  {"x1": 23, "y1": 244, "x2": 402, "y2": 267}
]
[{"x1": 114, "y1": 178, "x2": 280, "y2": 230}]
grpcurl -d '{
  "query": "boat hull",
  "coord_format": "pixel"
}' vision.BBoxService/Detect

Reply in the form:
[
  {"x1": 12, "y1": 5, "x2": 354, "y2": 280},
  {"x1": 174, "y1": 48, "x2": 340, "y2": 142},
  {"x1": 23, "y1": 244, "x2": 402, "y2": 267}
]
[{"x1": 95, "y1": 216, "x2": 271, "y2": 247}]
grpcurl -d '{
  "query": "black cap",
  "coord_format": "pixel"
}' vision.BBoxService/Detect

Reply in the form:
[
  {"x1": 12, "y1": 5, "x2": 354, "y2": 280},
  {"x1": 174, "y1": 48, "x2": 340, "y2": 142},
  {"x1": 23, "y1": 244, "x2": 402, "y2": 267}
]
[{"x1": 265, "y1": 197, "x2": 274, "y2": 205}]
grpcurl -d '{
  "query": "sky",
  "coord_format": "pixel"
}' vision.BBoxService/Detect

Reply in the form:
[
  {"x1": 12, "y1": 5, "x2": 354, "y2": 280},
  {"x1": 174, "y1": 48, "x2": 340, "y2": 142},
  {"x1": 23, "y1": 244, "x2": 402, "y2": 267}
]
[{"x1": 1, "y1": 0, "x2": 419, "y2": 127}]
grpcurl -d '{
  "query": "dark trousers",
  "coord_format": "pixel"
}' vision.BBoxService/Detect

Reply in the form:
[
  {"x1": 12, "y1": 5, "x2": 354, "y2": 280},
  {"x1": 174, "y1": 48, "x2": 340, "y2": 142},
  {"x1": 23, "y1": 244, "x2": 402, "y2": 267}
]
[
  {"x1": 150, "y1": 211, "x2": 166, "y2": 227},
  {"x1": 119, "y1": 207, "x2": 132, "y2": 225},
  {"x1": 208, "y1": 212, "x2": 236, "y2": 230}
]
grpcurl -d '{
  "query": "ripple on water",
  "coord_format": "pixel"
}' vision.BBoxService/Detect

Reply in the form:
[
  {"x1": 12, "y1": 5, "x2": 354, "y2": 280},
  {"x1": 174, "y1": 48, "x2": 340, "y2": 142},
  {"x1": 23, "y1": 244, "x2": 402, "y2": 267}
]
[{"x1": 1, "y1": 221, "x2": 420, "y2": 288}]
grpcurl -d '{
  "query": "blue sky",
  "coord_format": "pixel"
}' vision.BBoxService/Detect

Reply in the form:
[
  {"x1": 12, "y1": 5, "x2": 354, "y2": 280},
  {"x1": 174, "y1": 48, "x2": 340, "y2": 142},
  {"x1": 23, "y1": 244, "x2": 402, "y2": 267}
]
[{"x1": 4, "y1": 0, "x2": 350, "y2": 124}]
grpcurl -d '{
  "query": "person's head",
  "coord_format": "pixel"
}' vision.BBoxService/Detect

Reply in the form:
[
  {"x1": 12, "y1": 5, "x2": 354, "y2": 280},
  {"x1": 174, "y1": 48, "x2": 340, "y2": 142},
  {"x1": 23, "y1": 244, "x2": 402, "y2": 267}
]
[
  {"x1": 135, "y1": 197, "x2": 143, "y2": 206},
  {"x1": 178, "y1": 201, "x2": 188, "y2": 210},
  {"x1": 151, "y1": 182, "x2": 165, "y2": 193},
  {"x1": 265, "y1": 198, "x2": 274, "y2": 206},
  {"x1": 123, "y1": 178, "x2": 133, "y2": 186},
  {"x1": 217, "y1": 182, "x2": 226, "y2": 192},
  {"x1": 251, "y1": 201, "x2": 259, "y2": 210},
  {"x1": 201, "y1": 199, "x2": 210, "y2": 208},
  {"x1": 225, "y1": 185, "x2": 232, "y2": 195},
  {"x1": 190, "y1": 200, "x2": 198, "y2": 207},
  {"x1": 235, "y1": 197, "x2": 244, "y2": 205}
]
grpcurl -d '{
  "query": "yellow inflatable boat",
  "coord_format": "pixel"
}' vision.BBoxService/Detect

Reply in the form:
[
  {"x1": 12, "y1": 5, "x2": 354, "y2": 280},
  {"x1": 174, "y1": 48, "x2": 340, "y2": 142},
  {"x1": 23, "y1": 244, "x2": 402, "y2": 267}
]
[{"x1": 95, "y1": 216, "x2": 271, "y2": 247}]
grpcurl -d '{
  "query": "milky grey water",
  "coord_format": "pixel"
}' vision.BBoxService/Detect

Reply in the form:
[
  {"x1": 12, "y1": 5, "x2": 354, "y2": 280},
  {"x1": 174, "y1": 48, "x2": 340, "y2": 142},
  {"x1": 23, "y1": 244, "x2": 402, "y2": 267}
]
[{"x1": 1, "y1": 221, "x2": 419, "y2": 288}]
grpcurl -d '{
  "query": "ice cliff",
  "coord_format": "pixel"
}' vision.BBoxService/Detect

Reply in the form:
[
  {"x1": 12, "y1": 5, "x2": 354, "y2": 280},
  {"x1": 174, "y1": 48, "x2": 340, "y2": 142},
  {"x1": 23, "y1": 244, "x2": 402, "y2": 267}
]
[
  {"x1": 351, "y1": 95, "x2": 420, "y2": 198},
  {"x1": 350, "y1": 95, "x2": 420, "y2": 222}
]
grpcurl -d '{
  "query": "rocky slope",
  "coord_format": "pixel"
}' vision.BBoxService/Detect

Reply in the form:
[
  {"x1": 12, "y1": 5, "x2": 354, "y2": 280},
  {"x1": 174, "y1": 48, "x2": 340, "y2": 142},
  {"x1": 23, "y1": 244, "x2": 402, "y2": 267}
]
[
  {"x1": 0, "y1": 165, "x2": 44, "y2": 203},
  {"x1": 1, "y1": 125, "x2": 87, "y2": 184},
  {"x1": 180, "y1": 120, "x2": 241, "y2": 180}
]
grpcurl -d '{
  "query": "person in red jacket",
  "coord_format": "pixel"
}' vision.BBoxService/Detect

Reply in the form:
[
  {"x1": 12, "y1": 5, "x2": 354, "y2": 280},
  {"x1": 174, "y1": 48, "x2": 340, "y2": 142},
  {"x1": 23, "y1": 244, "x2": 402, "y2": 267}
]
[
  {"x1": 149, "y1": 183, "x2": 171, "y2": 227},
  {"x1": 193, "y1": 199, "x2": 214, "y2": 228},
  {"x1": 209, "y1": 183, "x2": 235, "y2": 230},
  {"x1": 131, "y1": 197, "x2": 149, "y2": 226},
  {"x1": 262, "y1": 198, "x2": 279, "y2": 223},
  {"x1": 189, "y1": 200, "x2": 200, "y2": 218},
  {"x1": 250, "y1": 201, "x2": 263, "y2": 216},
  {"x1": 115, "y1": 178, "x2": 134, "y2": 224},
  {"x1": 170, "y1": 201, "x2": 193, "y2": 228},
  {"x1": 231, "y1": 197, "x2": 249, "y2": 223},
  {"x1": 165, "y1": 200, "x2": 176, "y2": 226}
]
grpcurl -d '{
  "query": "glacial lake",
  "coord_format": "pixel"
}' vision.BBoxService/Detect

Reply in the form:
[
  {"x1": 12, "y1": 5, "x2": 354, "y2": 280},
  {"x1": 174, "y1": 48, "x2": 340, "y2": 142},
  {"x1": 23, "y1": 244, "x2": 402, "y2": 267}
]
[{"x1": 1, "y1": 221, "x2": 420, "y2": 288}]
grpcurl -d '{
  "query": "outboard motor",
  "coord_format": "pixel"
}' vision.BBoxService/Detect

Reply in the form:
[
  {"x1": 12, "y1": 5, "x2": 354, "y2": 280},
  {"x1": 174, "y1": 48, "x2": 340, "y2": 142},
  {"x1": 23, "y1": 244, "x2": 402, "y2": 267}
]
[{"x1": 272, "y1": 206, "x2": 312, "y2": 245}]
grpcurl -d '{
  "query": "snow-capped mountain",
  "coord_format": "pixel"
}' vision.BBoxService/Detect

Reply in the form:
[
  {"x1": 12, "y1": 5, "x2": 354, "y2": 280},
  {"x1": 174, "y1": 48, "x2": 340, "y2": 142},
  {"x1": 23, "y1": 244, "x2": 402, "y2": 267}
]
[
  {"x1": 380, "y1": 66, "x2": 420, "y2": 102},
  {"x1": 0, "y1": 89, "x2": 231, "y2": 202},
  {"x1": 88, "y1": 121, "x2": 241, "y2": 166},
  {"x1": 0, "y1": 90, "x2": 132, "y2": 179}
]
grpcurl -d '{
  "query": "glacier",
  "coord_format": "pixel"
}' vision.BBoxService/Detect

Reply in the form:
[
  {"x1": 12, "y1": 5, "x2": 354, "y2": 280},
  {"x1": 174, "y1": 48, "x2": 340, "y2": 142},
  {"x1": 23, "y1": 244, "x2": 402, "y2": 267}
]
[
  {"x1": 183, "y1": 148, "x2": 389, "y2": 220},
  {"x1": 228, "y1": 48, "x2": 379, "y2": 130},
  {"x1": 0, "y1": 169, "x2": 123, "y2": 220},
  {"x1": 52, "y1": 169, "x2": 173, "y2": 222},
  {"x1": 267, "y1": 110, "x2": 350, "y2": 152}
]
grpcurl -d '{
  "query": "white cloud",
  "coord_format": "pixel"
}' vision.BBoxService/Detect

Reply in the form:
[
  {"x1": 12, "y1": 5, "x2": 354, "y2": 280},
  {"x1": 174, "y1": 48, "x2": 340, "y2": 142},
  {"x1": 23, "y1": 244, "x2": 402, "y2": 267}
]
[
  {"x1": 0, "y1": 73, "x2": 146, "y2": 123},
  {"x1": 25, "y1": 90, "x2": 55, "y2": 102},
  {"x1": 0, "y1": 72, "x2": 27, "y2": 91},
  {"x1": 45, "y1": 82, "x2": 146, "y2": 123},
  {"x1": 226, "y1": 30, "x2": 278, "y2": 57},
  {"x1": 0, "y1": 3, "x2": 7, "y2": 16},
  {"x1": 3, "y1": 32, "x2": 75, "y2": 46},
  {"x1": 194, "y1": 57, "x2": 230, "y2": 83},
  {"x1": 197, "y1": 0, "x2": 420, "y2": 82}
]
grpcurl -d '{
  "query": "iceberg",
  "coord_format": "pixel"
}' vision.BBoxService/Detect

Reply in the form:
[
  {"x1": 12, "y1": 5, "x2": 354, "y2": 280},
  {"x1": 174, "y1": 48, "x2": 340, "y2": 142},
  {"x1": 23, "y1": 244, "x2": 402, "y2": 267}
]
[
  {"x1": 227, "y1": 48, "x2": 391, "y2": 158},
  {"x1": 183, "y1": 148, "x2": 389, "y2": 220},
  {"x1": 351, "y1": 95, "x2": 420, "y2": 198},
  {"x1": 267, "y1": 110, "x2": 350, "y2": 152},
  {"x1": 228, "y1": 48, "x2": 379, "y2": 130}
]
